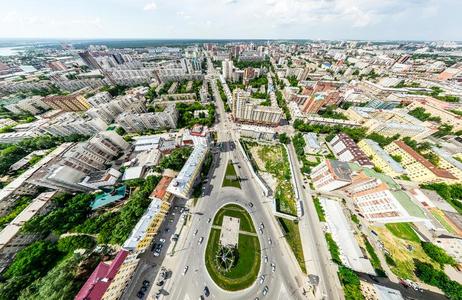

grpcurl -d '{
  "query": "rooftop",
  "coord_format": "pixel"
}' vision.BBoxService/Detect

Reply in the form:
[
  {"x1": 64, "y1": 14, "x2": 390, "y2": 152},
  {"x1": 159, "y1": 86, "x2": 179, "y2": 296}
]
[
  {"x1": 123, "y1": 198, "x2": 163, "y2": 250},
  {"x1": 394, "y1": 141, "x2": 456, "y2": 179},
  {"x1": 91, "y1": 186, "x2": 127, "y2": 210},
  {"x1": 74, "y1": 250, "x2": 129, "y2": 300}
]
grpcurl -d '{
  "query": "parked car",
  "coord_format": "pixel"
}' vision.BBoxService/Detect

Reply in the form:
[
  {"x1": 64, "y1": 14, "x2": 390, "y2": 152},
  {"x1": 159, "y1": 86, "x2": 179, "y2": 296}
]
[{"x1": 203, "y1": 286, "x2": 210, "y2": 297}]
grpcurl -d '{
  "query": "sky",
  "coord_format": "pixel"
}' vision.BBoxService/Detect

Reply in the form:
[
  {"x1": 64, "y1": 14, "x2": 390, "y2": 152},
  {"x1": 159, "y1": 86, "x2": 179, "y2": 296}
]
[{"x1": 0, "y1": 0, "x2": 461, "y2": 41}]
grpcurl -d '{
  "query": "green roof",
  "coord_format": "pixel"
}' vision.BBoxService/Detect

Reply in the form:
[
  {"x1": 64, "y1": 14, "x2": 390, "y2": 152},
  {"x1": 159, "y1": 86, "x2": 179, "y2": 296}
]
[{"x1": 391, "y1": 190, "x2": 426, "y2": 219}]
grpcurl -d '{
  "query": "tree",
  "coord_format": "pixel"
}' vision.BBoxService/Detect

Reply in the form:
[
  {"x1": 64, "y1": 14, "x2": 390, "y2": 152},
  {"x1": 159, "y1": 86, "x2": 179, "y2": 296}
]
[
  {"x1": 421, "y1": 242, "x2": 457, "y2": 266},
  {"x1": 414, "y1": 260, "x2": 462, "y2": 300},
  {"x1": 57, "y1": 235, "x2": 96, "y2": 253},
  {"x1": 278, "y1": 133, "x2": 290, "y2": 144}
]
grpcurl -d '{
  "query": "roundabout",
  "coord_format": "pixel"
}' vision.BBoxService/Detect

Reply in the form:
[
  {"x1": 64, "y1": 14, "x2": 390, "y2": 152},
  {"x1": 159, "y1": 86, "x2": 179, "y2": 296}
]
[{"x1": 204, "y1": 203, "x2": 261, "y2": 291}]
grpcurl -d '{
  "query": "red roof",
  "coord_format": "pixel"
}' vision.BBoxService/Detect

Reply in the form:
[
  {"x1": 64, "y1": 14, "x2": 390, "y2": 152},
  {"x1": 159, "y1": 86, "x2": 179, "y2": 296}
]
[
  {"x1": 394, "y1": 141, "x2": 457, "y2": 179},
  {"x1": 75, "y1": 250, "x2": 129, "y2": 300},
  {"x1": 150, "y1": 176, "x2": 173, "y2": 200}
]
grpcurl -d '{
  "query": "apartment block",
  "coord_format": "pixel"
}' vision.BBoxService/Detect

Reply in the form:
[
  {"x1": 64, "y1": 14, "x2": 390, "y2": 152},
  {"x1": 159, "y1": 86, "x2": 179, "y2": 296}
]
[
  {"x1": 167, "y1": 141, "x2": 209, "y2": 199},
  {"x1": 0, "y1": 191, "x2": 57, "y2": 272},
  {"x1": 232, "y1": 89, "x2": 283, "y2": 126},
  {"x1": 29, "y1": 132, "x2": 128, "y2": 192},
  {"x1": 116, "y1": 104, "x2": 178, "y2": 133},
  {"x1": 406, "y1": 101, "x2": 462, "y2": 131},
  {"x1": 345, "y1": 165, "x2": 427, "y2": 224},
  {"x1": 431, "y1": 147, "x2": 462, "y2": 182},
  {"x1": 311, "y1": 160, "x2": 353, "y2": 192},
  {"x1": 43, "y1": 94, "x2": 90, "y2": 111},
  {"x1": 384, "y1": 141, "x2": 457, "y2": 184},
  {"x1": 358, "y1": 139, "x2": 406, "y2": 178},
  {"x1": 4, "y1": 96, "x2": 50, "y2": 115},
  {"x1": 329, "y1": 133, "x2": 374, "y2": 168},
  {"x1": 87, "y1": 91, "x2": 113, "y2": 107},
  {"x1": 44, "y1": 112, "x2": 107, "y2": 137}
]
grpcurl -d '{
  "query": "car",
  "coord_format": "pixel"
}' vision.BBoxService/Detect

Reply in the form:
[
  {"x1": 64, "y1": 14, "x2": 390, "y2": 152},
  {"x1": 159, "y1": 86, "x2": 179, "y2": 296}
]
[
  {"x1": 194, "y1": 229, "x2": 198, "y2": 236},
  {"x1": 183, "y1": 266, "x2": 189, "y2": 275},
  {"x1": 180, "y1": 207, "x2": 185, "y2": 213},
  {"x1": 259, "y1": 228, "x2": 263, "y2": 234},
  {"x1": 142, "y1": 280, "x2": 150, "y2": 287},
  {"x1": 153, "y1": 251, "x2": 160, "y2": 257},
  {"x1": 164, "y1": 228, "x2": 169, "y2": 232},
  {"x1": 248, "y1": 202, "x2": 254, "y2": 207},
  {"x1": 264, "y1": 256, "x2": 268, "y2": 263},
  {"x1": 169, "y1": 218, "x2": 174, "y2": 223},
  {"x1": 260, "y1": 222, "x2": 264, "y2": 229},
  {"x1": 140, "y1": 286, "x2": 148, "y2": 293},
  {"x1": 262, "y1": 286, "x2": 269, "y2": 296},
  {"x1": 156, "y1": 280, "x2": 164, "y2": 287},
  {"x1": 259, "y1": 275, "x2": 265, "y2": 284},
  {"x1": 151, "y1": 243, "x2": 158, "y2": 251},
  {"x1": 137, "y1": 291, "x2": 145, "y2": 299},
  {"x1": 268, "y1": 238, "x2": 272, "y2": 245},
  {"x1": 203, "y1": 286, "x2": 210, "y2": 297},
  {"x1": 159, "y1": 238, "x2": 166, "y2": 244},
  {"x1": 207, "y1": 218, "x2": 211, "y2": 223},
  {"x1": 198, "y1": 237, "x2": 204, "y2": 244},
  {"x1": 271, "y1": 264, "x2": 276, "y2": 272}
]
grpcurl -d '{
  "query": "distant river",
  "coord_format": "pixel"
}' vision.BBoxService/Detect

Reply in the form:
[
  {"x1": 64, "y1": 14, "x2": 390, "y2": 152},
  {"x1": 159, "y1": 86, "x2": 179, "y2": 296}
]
[{"x1": 0, "y1": 47, "x2": 23, "y2": 56}]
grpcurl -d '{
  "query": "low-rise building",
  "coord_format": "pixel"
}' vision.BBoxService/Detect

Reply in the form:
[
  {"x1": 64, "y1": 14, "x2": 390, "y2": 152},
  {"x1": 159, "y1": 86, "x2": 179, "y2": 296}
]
[
  {"x1": 358, "y1": 139, "x2": 406, "y2": 178},
  {"x1": 434, "y1": 235, "x2": 462, "y2": 264},
  {"x1": 345, "y1": 165, "x2": 427, "y2": 224},
  {"x1": 43, "y1": 94, "x2": 90, "y2": 111},
  {"x1": 384, "y1": 141, "x2": 457, "y2": 184},
  {"x1": 311, "y1": 160, "x2": 353, "y2": 192},
  {"x1": 167, "y1": 141, "x2": 209, "y2": 199},
  {"x1": 330, "y1": 133, "x2": 374, "y2": 168},
  {"x1": 0, "y1": 191, "x2": 57, "y2": 272},
  {"x1": 239, "y1": 124, "x2": 276, "y2": 141}
]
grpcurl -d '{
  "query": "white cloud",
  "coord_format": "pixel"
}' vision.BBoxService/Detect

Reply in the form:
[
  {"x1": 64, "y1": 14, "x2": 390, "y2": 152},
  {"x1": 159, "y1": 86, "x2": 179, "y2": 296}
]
[{"x1": 143, "y1": 2, "x2": 157, "y2": 11}]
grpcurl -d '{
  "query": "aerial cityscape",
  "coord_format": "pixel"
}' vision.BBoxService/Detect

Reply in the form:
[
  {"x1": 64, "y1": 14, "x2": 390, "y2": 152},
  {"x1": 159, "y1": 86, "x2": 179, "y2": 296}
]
[{"x1": 0, "y1": 1, "x2": 462, "y2": 300}]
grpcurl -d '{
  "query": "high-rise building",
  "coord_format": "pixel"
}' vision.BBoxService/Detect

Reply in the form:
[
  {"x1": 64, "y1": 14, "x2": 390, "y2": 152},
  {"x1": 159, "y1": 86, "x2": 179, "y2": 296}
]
[
  {"x1": 222, "y1": 59, "x2": 234, "y2": 81},
  {"x1": 78, "y1": 51, "x2": 101, "y2": 70}
]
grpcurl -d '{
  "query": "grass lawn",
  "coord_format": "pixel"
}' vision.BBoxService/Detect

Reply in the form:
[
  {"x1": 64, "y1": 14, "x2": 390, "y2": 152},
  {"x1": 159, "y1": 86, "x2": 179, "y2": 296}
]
[
  {"x1": 313, "y1": 197, "x2": 326, "y2": 222},
  {"x1": 362, "y1": 234, "x2": 385, "y2": 276},
  {"x1": 222, "y1": 161, "x2": 241, "y2": 188},
  {"x1": 255, "y1": 144, "x2": 297, "y2": 215},
  {"x1": 205, "y1": 207, "x2": 261, "y2": 290},
  {"x1": 373, "y1": 226, "x2": 438, "y2": 280},
  {"x1": 278, "y1": 218, "x2": 306, "y2": 273},
  {"x1": 213, "y1": 204, "x2": 256, "y2": 233},
  {"x1": 431, "y1": 210, "x2": 457, "y2": 234},
  {"x1": 385, "y1": 223, "x2": 420, "y2": 243}
]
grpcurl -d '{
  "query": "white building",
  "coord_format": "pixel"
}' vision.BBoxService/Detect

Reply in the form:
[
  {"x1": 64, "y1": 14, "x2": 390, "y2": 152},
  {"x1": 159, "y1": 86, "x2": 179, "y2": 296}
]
[{"x1": 311, "y1": 160, "x2": 353, "y2": 192}]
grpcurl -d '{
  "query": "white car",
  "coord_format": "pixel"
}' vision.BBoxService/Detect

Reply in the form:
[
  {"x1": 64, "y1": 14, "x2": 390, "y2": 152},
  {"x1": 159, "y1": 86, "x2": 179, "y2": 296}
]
[
  {"x1": 193, "y1": 229, "x2": 198, "y2": 236},
  {"x1": 198, "y1": 237, "x2": 204, "y2": 244},
  {"x1": 263, "y1": 286, "x2": 269, "y2": 296},
  {"x1": 268, "y1": 238, "x2": 272, "y2": 245},
  {"x1": 264, "y1": 256, "x2": 268, "y2": 263},
  {"x1": 159, "y1": 238, "x2": 166, "y2": 244},
  {"x1": 207, "y1": 218, "x2": 212, "y2": 223},
  {"x1": 271, "y1": 264, "x2": 276, "y2": 272},
  {"x1": 259, "y1": 275, "x2": 265, "y2": 285},
  {"x1": 182, "y1": 266, "x2": 189, "y2": 275}
]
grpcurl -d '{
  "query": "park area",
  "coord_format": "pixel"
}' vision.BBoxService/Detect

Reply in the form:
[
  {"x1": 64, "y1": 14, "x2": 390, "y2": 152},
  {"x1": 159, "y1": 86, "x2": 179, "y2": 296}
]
[
  {"x1": 205, "y1": 204, "x2": 260, "y2": 290},
  {"x1": 222, "y1": 161, "x2": 241, "y2": 188},
  {"x1": 373, "y1": 223, "x2": 438, "y2": 280},
  {"x1": 243, "y1": 141, "x2": 297, "y2": 216}
]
